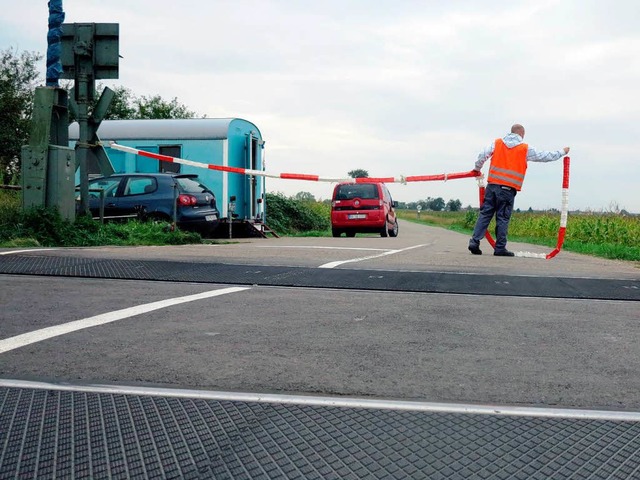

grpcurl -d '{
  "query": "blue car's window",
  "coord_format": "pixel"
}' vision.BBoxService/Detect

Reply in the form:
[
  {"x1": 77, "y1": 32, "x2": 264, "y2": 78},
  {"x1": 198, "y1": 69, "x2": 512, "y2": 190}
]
[
  {"x1": 176, "y1": 177, "x2": 211, "y2": 194},
  {"x1": 122, "y1": 177, "x2": 157, "y2": 196},
  {"x1": 86, "y1": 178, "x2": 121, "y2": 198}
]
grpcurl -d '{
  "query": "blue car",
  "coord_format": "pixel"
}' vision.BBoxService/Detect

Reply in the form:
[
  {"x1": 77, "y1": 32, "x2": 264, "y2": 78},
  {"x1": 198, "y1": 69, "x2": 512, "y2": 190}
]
[{"x1": 79, "y1": 173, "x2": 220, "y2": 235}]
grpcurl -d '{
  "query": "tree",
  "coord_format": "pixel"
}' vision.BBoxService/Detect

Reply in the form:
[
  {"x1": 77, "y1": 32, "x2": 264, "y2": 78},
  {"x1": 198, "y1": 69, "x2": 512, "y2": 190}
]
[
  {"x1": 348, "y1": 169, "x2": 369, "y2": 178},
  {"x1": 446, "y1": 199, "x2": 462, "y2": 211},
  {"x1": 135, "y1": 94, "x2": 197, "y2": 119},
  {"x1": 293, "y1": 191, "x2": 315, "y2": 202},
  {"x1": 0, "y1": 46, "x2": 199, "y2": 181},
  {"x1": 427, "y1": 197, "x2": 446, "y2": 211},
  {"x1": 69, "y1": 84, "x2": 199, "y2": 121},
  {"x1": 0, "y1": 48, "x2": 42, "y2": 181},
  {"x1": 101, "y1": 85, "x2": 136, "y2": 120}
]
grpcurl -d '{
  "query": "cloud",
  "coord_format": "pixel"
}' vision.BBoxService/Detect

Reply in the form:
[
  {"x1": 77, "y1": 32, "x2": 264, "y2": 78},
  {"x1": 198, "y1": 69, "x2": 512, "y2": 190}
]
[{"x1": 2, "y1": 0, "x2": 639, "y2": 211}]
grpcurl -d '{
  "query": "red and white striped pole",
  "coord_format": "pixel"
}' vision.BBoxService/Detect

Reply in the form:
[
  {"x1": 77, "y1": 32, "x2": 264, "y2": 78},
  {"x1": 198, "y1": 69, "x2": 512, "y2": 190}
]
[
  {"x1": 545, "y1": 156, "x2": 570, "y2": 259},
  {"x1": 479, "y1": 157, "x2": 570, "y2": 259}
]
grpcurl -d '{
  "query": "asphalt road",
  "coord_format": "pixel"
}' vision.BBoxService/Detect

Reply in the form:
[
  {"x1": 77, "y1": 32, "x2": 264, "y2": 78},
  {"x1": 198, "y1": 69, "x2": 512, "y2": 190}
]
[{"x1": 1, "y1": 219, "x2": 639, "y2": 411}]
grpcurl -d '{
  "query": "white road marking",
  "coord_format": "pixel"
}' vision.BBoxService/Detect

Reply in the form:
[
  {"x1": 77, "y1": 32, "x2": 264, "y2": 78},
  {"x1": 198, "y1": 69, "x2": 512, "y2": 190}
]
[
  {"x1": 258, "y1": 246, "x2": 392, "y2": 252},
  {"x1": 3, "y1": 379, "x2": 640, "y2": 422},
  {"x1": 0, "y1": 286, "x2": 250, "y2": 354},
  {"x1": 514, "y1": 251, "x2": 547, "y2": 259},
  {"x1": 0, "y1": 248, "x2": 58, "y2": 255},
  {"x1": 319, "y1": 244, "x2": 429, "y2": 269}
]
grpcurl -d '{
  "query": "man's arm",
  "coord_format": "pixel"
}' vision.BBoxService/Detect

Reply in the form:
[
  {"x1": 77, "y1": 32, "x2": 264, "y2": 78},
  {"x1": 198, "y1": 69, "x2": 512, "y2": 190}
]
[
  {"x1": 527, "y1": 146, "x2": 570, "y2": 162},
  {"x1": 474, "y1": 143, "x2": 495, "y2": 171}
]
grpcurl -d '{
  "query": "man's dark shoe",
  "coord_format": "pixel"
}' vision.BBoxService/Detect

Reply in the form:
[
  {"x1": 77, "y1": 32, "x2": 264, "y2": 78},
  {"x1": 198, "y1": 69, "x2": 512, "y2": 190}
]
[
  {"x1": 494, "y1": 250, "x2": 515, "y2": 257},
  {"x1": 468, "y1": 245, "x2": 482, "y2": 255}
]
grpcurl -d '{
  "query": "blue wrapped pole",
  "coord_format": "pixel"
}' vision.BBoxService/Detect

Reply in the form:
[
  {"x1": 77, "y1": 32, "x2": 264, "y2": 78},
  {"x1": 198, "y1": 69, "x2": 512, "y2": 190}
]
[{"x1": 46, "y1": 0, "x2": 65, "y2": 87}]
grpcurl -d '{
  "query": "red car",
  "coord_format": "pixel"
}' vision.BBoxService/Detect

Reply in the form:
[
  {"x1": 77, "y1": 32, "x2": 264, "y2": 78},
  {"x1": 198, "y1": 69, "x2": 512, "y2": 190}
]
[{"x1": 330, "y1": 182, "x2": 399, "y2": 237}]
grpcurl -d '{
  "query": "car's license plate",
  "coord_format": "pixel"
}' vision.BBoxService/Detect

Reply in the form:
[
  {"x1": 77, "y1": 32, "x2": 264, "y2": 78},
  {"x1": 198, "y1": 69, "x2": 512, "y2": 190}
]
[
  {"x1": 205, "y1": 215, "x2": 216, "y2": 221},
  {"x1": 348, "y1": 214, "x2": 366, "y2": 219}
]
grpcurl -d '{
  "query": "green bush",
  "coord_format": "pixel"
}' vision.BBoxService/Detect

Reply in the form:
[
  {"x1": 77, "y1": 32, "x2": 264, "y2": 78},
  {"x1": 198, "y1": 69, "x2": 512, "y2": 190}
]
[
  {"x1": 19, "y1": 206, "x2": 85, "y2": 246},
  {"x1": 265, "y1": 193, "x2": 330, "y2": 235},
  {"x1": 463, "y1": 210, "x2": 477, "y2": 229},
  {"x1": 0, "y1": 190, "x2": 21, "y2": 241}
]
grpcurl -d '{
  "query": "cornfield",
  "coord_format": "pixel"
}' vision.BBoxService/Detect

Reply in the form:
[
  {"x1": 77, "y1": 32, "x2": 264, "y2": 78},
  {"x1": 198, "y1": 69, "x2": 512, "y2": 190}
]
[
  {"x1": 509, "y1": 212, "x2": 639, "y2": 247},
  {"x1": 397, "y1": 209, "x2": 640, "y2": 261}
]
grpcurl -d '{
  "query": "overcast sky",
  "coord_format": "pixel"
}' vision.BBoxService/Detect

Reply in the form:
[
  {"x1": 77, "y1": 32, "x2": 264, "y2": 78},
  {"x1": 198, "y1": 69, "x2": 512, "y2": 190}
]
[{"x1": 2, "y1": 1, "x2": 639, "y2": 212}]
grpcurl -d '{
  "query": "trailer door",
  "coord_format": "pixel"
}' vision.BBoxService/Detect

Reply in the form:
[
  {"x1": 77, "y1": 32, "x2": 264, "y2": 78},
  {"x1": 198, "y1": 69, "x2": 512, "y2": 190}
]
[{"x1": 246, "y1": 133, "x2": 258, "y2": 219}]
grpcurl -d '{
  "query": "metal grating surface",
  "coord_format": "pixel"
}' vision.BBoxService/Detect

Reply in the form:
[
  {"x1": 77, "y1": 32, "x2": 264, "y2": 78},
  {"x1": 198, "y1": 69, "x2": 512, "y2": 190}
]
[
  {"x1": 2, "y1": 386, "x2": 640, "y2": 479},
  {"x1": 1, "y1": 253, "x2": 638, "y2": 301}
]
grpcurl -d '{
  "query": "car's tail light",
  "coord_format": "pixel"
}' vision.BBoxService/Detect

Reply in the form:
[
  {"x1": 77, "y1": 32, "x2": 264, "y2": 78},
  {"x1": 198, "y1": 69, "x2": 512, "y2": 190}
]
[{"x1": 177, "y1": 194, "x2": 197, "y2": 206}]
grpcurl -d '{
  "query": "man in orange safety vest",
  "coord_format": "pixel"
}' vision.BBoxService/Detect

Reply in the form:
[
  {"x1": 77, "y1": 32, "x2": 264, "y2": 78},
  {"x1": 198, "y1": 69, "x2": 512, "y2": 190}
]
[{"x1": 468, "y1": 124, "x2": 570, "y2": 256}]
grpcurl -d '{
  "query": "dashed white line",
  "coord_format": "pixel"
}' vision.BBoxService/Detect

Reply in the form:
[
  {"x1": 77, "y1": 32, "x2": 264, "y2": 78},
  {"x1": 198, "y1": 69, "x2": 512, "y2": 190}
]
[
  {"x1": 0, "y1": 249, "x2": 58, "y2": 255},
  {"x1": 319, "y1": 244, "x2": 429, "y2": 269},
  {"x1": 258, "y1": 246, "x2": 392, "y2": 252},
  {"x1": 0, "y1": 286, "x2": 250, "y2": 354}
]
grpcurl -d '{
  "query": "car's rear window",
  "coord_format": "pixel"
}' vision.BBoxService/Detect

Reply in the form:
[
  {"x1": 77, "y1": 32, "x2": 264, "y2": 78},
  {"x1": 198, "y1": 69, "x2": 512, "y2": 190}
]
[
  {"x1": 176, "y1": 177, "x2": 210, "y2": 193},
  {"x1": 335, "y1": 184, "x2": 379, "y2": 200}
]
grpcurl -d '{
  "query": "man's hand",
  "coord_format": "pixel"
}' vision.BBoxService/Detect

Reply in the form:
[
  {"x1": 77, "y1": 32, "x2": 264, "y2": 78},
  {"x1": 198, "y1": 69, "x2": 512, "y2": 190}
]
[{"x1": 563, "y1": 147, "x2": 570, "y2": 154}]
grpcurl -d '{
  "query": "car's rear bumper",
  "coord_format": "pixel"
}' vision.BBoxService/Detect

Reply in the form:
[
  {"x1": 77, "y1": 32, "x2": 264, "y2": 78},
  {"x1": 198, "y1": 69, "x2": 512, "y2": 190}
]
[
  {"x1": 177, "y1": 209, "x2": 220, "y2": 231},
  {"x1": 331, "y1": 210, "x2": 386, "y2": 229}
]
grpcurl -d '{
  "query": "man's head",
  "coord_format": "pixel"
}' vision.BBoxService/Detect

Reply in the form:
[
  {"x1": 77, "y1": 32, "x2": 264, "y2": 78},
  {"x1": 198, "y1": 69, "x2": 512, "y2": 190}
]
[{"x1": 511, "y1": 124, "x2": 525, "y2": 138}]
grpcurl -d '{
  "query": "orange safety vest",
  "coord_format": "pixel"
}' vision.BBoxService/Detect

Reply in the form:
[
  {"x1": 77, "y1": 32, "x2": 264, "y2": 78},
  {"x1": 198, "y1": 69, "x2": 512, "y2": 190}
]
[{"x1": 487, "y1": 138, "x2": 528, "y2": 191}]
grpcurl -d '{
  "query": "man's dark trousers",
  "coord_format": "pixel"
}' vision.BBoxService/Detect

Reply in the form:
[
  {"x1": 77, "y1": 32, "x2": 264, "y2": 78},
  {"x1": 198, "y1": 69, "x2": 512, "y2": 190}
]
[{"x1": 469, "y1": 183, "x2": 517, "y2": 253}]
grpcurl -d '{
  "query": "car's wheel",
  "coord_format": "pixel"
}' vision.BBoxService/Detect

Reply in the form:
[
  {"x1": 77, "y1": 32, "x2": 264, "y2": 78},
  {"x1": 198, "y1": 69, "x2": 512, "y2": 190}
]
[
  {"x1": 380, "y1": 224, "x2": 388, "y2": 237},
  {"x1": 346, "y1": 230, "x2": 356, "y2": 237},
  {"x1": 332, "y1": 228, "x2": 342, "y2": 237},
  {"x1": 388, "y1": 218, "x2": 399, "y2": 237}
]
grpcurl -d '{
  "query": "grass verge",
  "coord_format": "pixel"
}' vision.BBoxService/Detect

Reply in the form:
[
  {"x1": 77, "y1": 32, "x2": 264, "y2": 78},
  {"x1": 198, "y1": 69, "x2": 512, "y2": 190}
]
[{"x1": 0, "y1": 190, "x2": 205, "y2": 247}]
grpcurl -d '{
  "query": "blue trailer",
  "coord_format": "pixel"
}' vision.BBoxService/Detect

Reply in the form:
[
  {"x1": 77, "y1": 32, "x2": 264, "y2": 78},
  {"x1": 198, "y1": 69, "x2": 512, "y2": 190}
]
[{"x1": 69, "y1": 118, "x2": 266, "y2": 228}]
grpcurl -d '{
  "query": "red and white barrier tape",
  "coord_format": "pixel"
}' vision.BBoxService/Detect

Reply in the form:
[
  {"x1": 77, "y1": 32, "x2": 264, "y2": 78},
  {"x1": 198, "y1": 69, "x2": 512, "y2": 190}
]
[
  {"x1": 478, "y1": 157, "x2": 570, "y2": 259},
  {"x1": 108, "y1": 142, "x2": 481, "y2": 184}
]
